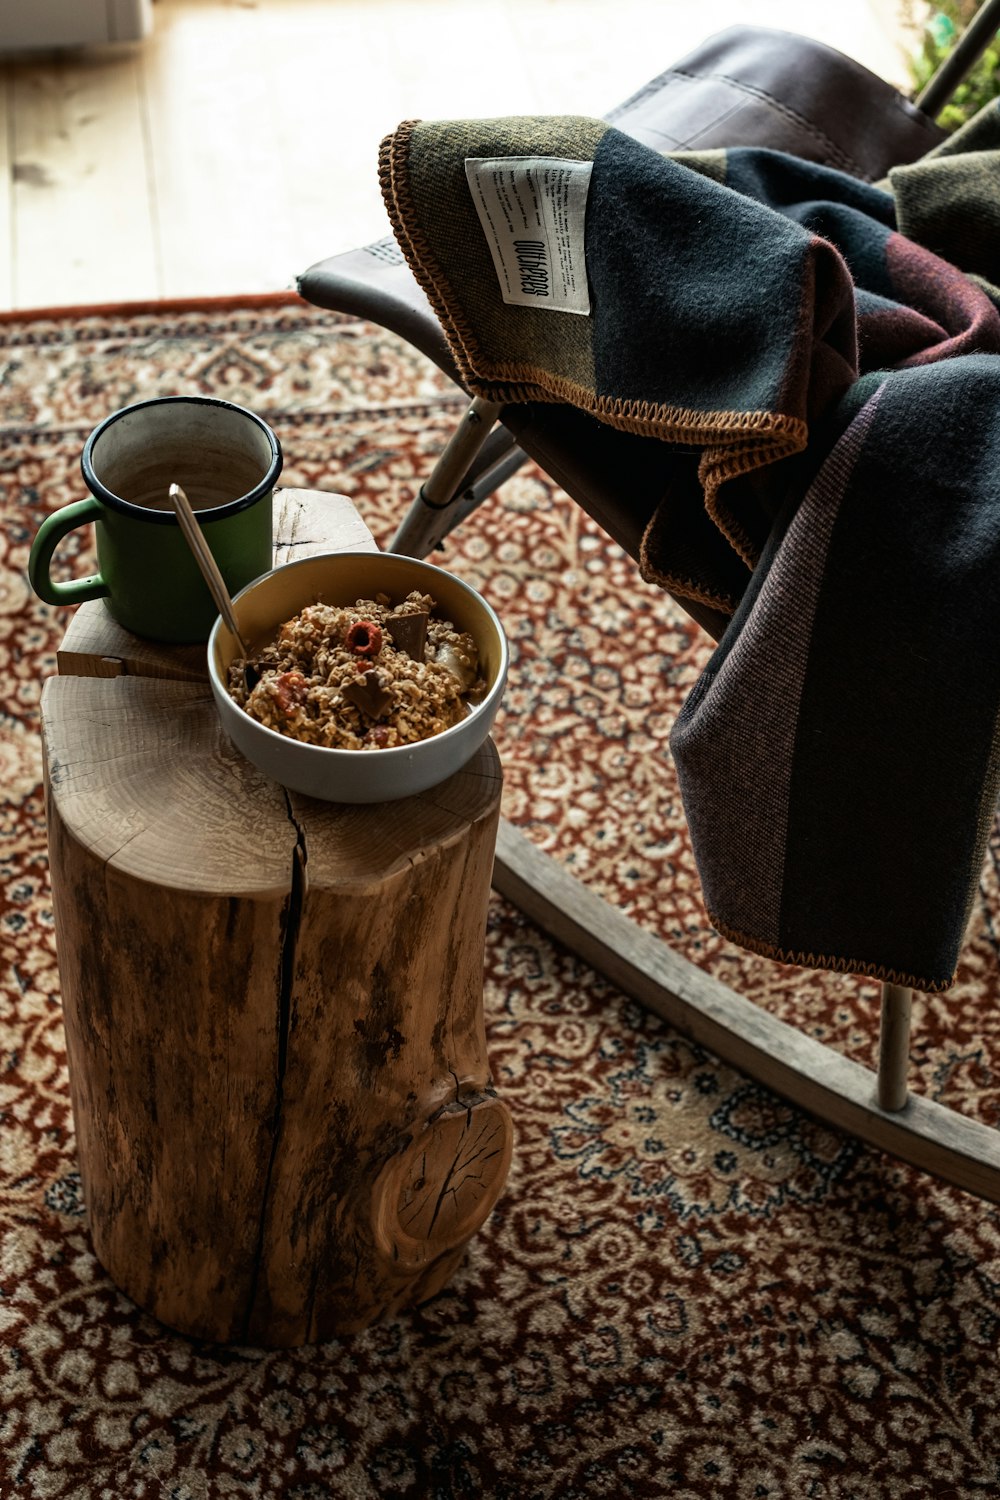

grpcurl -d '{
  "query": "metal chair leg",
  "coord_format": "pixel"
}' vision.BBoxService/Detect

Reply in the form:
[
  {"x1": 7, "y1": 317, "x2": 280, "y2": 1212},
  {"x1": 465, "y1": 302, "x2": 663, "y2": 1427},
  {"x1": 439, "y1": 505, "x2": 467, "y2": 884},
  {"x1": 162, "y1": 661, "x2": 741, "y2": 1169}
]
[{"x1": 390, "y1": 397, "x2": 526, "y2": 557}]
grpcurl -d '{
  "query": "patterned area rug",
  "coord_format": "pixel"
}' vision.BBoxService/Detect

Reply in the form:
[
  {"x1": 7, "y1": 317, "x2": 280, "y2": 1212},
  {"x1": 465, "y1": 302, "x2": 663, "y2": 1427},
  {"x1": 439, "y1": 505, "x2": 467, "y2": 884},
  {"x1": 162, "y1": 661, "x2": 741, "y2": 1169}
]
[{"x1": 1, "y1": 296, "x2": 999, "y2": 1499}]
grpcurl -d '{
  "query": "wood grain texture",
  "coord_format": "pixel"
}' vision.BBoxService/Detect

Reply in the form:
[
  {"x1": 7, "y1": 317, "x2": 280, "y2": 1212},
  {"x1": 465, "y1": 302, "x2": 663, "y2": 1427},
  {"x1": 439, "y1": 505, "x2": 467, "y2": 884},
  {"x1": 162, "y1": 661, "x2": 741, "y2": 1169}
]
[
  {"x1": 43, "y1": 676, "x2": 294, "y2": 1341},
  {"x1": 42, "y1": 669, "x2": 507, "y2": 1343},
  {"x1": 7, "y1": 50, "x2": 157, "y2": 309},
  {"x1": 247, "y1": 752, "x2": 508, "y2": 1343},
  {"x1": 139, "y1": 0, "x2": 307, "y2": 300},
  {"x1": 0, "y1": 70, "x2": 11, "y2": 309}
]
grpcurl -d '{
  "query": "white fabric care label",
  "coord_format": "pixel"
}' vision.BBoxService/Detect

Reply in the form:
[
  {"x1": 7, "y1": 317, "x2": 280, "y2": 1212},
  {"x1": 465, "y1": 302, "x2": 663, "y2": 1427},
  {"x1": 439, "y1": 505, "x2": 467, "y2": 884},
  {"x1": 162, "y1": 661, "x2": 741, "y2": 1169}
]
[{"x1": 464, "y1": 157, "x2": 593, "y2": 315}]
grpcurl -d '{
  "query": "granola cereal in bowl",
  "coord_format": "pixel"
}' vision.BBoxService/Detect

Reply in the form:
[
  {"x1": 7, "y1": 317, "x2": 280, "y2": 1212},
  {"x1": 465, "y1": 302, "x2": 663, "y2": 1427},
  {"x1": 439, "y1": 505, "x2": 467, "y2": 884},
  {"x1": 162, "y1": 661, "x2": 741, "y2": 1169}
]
[
  {"x1": 231, "y1": 592, "x2": 484, "y2": 750},
  {"x1": 207, "y1": 552, "x2": 508, "y2": 803}
]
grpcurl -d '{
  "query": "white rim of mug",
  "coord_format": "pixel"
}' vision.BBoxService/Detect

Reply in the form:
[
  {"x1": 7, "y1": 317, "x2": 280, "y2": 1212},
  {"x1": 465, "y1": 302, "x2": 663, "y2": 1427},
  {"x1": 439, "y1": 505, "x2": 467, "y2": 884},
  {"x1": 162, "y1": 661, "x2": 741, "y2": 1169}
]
[{"x1": 80, "y1": 395, "x2": 283, "y2": 526}]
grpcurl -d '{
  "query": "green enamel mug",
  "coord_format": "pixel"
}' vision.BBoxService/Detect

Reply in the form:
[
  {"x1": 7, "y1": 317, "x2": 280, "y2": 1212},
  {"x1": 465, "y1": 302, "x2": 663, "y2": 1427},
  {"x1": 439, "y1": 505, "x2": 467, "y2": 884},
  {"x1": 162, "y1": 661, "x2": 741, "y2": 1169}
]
[{"x1": 28, "y1": 396, "x2": 282, "y2": 644}]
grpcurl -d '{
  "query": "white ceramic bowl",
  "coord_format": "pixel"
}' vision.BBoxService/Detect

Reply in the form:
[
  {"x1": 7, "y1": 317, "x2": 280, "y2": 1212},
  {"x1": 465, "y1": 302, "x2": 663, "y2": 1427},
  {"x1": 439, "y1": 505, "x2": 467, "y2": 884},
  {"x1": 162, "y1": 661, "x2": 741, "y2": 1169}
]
[{"x1": 208, "y1": 552, "x2": 508, "y2": 803}]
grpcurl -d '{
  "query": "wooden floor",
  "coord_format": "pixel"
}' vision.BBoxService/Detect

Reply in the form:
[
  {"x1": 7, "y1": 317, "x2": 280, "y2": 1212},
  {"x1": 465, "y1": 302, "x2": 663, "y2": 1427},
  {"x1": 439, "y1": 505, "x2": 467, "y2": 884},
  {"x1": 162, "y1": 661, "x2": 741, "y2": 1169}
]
[{"x1": 0, "y1": 0, "x2": 917, "y2": 313}]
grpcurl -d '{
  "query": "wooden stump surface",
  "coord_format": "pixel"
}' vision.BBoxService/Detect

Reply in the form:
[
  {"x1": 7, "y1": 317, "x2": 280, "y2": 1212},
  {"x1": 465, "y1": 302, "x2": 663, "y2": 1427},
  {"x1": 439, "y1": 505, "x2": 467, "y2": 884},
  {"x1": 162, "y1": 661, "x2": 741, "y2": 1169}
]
[{"x1": 41, "y1": 488, "x2": 512, "y2": 1344}]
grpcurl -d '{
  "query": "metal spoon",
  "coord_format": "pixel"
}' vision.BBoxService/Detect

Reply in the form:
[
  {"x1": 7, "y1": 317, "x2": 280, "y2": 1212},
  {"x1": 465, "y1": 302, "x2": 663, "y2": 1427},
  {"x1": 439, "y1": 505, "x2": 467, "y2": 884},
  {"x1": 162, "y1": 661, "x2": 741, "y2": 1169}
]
[{"x1": 168, "y1": 482, "x2": 259, "y2": 695}]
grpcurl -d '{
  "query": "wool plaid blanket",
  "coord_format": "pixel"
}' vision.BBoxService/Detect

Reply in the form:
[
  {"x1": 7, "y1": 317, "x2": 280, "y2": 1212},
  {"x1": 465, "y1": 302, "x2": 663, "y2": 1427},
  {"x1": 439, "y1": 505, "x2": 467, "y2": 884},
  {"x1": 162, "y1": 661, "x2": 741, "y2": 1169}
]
[{"x1": 379, "y1": 105, "x2": 1000, "y2": 993}]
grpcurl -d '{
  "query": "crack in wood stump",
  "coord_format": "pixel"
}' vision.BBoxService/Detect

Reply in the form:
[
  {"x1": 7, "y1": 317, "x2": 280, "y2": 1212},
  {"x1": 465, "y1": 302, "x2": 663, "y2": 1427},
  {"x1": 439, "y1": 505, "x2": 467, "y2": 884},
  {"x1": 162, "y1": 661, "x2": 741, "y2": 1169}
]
[{"x1": 241, "y1": 796, "x2": 307, "y2": 1342}]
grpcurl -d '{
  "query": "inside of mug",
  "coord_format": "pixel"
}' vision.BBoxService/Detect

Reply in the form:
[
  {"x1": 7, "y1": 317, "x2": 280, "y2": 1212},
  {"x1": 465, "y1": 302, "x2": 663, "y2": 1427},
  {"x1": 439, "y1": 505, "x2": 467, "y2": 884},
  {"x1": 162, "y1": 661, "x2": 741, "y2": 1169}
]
[{"x1": 91, "y1": 401, "x2": 275, "y2": 512}]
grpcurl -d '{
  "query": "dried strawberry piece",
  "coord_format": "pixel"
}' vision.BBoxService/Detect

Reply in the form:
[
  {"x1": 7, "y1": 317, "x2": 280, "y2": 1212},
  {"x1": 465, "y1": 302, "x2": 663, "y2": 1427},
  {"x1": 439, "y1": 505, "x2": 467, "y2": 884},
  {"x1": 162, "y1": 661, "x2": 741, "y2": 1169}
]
[
  {"x1": 272, "y1": 670, "x2": 309, "y2": 715},
  {"x1": 346, "y1": 620, "x2": 383, "y2": 657}
]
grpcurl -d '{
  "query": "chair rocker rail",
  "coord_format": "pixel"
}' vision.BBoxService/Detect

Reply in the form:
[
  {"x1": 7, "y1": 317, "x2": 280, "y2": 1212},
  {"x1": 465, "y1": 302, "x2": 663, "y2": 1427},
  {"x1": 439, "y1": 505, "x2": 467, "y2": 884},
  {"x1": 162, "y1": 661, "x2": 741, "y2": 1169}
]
[{"x1": 493, "y1": 819, "x2": 1000, "y2": 1204}]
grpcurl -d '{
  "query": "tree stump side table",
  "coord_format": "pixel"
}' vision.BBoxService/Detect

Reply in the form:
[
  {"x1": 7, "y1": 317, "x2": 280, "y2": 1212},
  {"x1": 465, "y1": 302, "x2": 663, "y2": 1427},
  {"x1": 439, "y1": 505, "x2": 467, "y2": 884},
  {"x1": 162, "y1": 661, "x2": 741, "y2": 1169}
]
[{"x1": 40, "y1": 489, "x2": 512, "y2": 1347}]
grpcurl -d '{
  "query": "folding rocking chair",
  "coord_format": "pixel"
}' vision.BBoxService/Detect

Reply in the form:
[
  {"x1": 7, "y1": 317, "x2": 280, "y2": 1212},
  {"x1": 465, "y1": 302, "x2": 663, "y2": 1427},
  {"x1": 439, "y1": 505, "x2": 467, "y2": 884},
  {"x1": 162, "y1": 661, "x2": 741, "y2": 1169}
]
[{"x1": 296, "y1": 12, "x2": 1000, "y2": 1199}]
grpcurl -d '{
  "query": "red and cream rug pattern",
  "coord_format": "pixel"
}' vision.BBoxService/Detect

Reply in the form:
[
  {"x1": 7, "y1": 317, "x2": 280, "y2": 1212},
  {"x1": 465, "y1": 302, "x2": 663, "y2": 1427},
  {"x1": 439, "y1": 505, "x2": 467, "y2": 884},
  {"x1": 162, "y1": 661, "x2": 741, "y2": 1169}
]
[{"x1": 1, "y1": 298, "x2": 999, "y2": 1498}]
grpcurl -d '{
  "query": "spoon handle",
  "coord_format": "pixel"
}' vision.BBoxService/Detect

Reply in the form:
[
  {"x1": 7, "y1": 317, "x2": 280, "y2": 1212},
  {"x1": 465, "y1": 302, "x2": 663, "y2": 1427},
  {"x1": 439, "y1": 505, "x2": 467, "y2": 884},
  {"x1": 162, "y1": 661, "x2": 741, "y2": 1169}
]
[{"x1": 169, "y1": 483, "x2": 245, "y2": 645}]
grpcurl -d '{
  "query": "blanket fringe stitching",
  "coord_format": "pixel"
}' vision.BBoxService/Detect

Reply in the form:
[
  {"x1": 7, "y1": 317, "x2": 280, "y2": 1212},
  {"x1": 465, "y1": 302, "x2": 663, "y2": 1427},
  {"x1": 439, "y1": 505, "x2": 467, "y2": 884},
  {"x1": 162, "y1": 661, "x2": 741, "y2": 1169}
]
[{"x1": 707, "y1": 911, "x2": 955, "y2": 994}]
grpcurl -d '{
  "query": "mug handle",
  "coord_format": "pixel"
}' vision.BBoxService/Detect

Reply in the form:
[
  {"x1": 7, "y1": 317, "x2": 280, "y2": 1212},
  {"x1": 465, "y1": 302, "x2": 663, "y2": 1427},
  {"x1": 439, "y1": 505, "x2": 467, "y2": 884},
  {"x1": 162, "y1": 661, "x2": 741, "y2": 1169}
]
[{"x1": 28, "y1": 498, "x2": 111, "y2": 606}]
